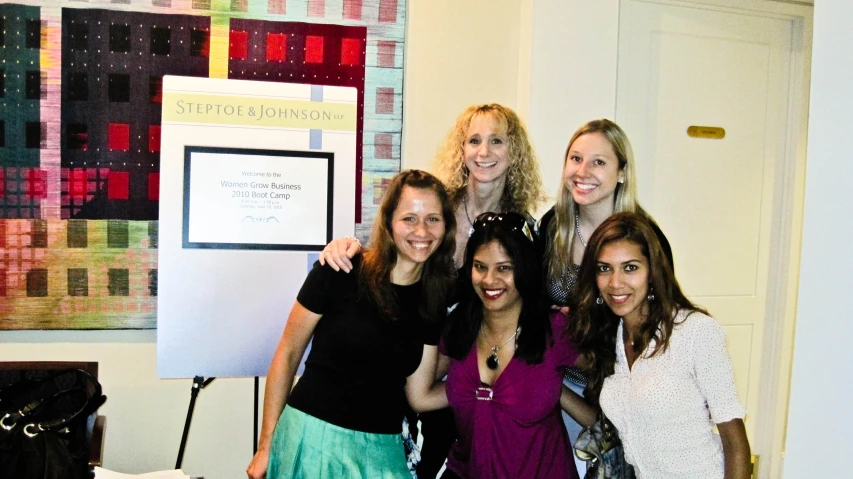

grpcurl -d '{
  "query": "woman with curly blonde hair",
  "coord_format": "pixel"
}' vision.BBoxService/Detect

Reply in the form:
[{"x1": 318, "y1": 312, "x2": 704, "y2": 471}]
[
  {"x1": 431, "y1": 104, "x2": 546, "y2": 267},
  {"x1": 323, "y1": 104, "x2": 546, "y2": 270}
]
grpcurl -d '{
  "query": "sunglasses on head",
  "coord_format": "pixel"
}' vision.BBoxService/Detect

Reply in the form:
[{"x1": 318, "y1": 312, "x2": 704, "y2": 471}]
[{"x1": 473, "y1": 212, "x2": 535, "y2": 243}]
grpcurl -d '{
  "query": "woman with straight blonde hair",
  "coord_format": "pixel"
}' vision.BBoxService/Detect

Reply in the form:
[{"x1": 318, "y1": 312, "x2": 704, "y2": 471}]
[
  {"x1": 536, "y1": 119, "x2": 674, "y2": 458},
  {"x1": 539, "y1": 119, "x2": 669, "y2": 306}
]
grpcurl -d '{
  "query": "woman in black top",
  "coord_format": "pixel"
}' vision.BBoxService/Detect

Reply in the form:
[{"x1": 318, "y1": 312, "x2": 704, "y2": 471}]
[{"x1": 246, "y1": 170, "x2": 456, "y2": 479}]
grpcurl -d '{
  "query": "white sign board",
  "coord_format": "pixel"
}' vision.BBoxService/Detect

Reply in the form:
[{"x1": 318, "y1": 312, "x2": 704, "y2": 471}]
[{"x1": 157, "y1": 76, "x2": 357, "y2": 378}]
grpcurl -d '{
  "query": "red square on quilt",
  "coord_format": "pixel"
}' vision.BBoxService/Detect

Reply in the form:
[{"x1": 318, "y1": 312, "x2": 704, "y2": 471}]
[
  {"x1": 107, "y1": 123, "x2": 130, "y2": 151},
  {"x1": 108, "y1": 171, "x2": 130, "y2": 200},
  {"x1": 305, "y1": 36, "x2": 324, "y2": 63},
  {"x1": 377, "y1": 40, "x2": 396, "y2": 68},
  {"x1": 375, "y1": 87, "x2": 395, "y2": 114},
  {"x1": 266, "y1": 33, "x2": 287, "y2": 62},
  {"x1": 343, "y1": 0, "x2": 363, "y2": 20},
  {"x1": 341, "y1": 38, "x2": 361, "y2": 66},
  {"x1": 148, "y1": 173, "x2": 160, "y2": 201},
  {"x1": 374, "y1": 133, "x2": 392, "y2": 159},
  {"x1": 379, "y1": 0, "x2": 398, "y2": 23},
  {"x1": 69, "y1": 169, "x2": 88, "y2": 200},
  {"x1": 230, "y1": 30, "x2": 249, "y2": 60},
  {"x1": 26, "y1": 169, "x2": 47, "y2": 199},
  {"x1": 148, "y1": 125, "x2": 161, "y2": 153}
]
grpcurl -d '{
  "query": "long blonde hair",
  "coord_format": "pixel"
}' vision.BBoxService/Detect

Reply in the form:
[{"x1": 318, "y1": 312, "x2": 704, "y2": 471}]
[
  {"x1": 547, "y1": 119, "x2": 644, "y2": 282},
  {"x1": 432, "y1": 104, "x2": 546, "y2": 215}
]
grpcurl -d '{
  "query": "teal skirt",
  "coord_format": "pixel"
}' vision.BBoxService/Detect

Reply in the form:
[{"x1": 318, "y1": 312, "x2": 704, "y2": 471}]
[{"x1": 267, "y1": 406, "x2": 411, "y2": 479}]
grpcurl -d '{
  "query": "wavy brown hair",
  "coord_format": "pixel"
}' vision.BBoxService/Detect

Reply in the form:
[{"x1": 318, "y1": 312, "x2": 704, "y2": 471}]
[
  {"x1": 547, "y1": 119, "x2": 645, "y2": 283},
  {"x1": 568, "y1": 212, "x2": 706, "y2": 404},
  {"x1": 433, "y1": 104, "x2": 546, "y2": 215},
  {"x1": 361, "y1": 170, "x2": 457, "y2": 325}
]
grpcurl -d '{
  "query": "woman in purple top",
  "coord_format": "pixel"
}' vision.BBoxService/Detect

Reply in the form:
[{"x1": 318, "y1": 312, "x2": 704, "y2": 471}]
[{"x1": 438, "y1": 212, "x2": 596, "y2": 479}]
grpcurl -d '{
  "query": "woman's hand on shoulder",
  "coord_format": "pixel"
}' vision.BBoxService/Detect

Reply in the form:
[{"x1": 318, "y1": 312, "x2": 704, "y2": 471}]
[
  {"x1": 318, "y1": 236, "x2": 362, "y2": 272},
  {"x1": 247, "y1": 446, "x2": 270, "y2": 479},
  {"x1": 550, "y1": 304, "x2": 570, "y2": 316}
]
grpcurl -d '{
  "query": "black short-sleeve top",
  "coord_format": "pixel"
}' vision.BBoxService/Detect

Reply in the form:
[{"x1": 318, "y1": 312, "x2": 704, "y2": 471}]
[{"x1": 286, "y1": 256, "x2": 441, "y2": 434}]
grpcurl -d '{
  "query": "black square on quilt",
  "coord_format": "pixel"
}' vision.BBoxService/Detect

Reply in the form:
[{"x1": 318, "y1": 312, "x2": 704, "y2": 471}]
[
  {"x1": 68, "y1": 22, "x2": 88, "y2": 51},
  {"x1": 150, "y1": 26, "x2": 171, "y2": 55},
  {"x1": 109, "y1": 24, "x2": 131, "y2": 53},
  {"x1": 67, "y1": 72, "x2": 89, "y2": 101},
  {"x1": 25, "y1": 122, "x2": 43, "y2": 149},
  {"x1": 108, "y1": 73, "x2": 131, "y2": 102},
  {"x1": 26, "y1": 20, "x2": 41, "y2": 49}
]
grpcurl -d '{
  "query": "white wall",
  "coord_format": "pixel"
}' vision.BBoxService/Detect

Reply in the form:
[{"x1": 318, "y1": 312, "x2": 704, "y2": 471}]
[
  {"x1": 402, "y1": 0, "x2": 620, "y2": 215},
  {"x1": 402, "y1": 0, "x2": 524, "y2": 172},
  {"x1": 527, "y1": 0, "x2": 620, "y2": 202},
  {"x1": 783, "y1": 0, "x2": 853, "y2": 475}
]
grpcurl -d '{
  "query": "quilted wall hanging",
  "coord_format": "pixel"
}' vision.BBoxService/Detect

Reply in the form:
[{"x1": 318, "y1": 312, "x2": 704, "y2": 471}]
[{"x1": 0, "y1": 0, "x2": 405, "y2": 329}]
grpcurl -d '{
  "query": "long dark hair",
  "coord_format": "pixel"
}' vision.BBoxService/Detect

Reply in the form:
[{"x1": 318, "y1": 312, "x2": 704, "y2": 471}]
[
  {"x1": 568, "y1": 212, "x2": 706, "y2": 404},
  {"x1": 360, "y1": 169, "x2": 457, "y2": 325},
  {"x1": 445, "y1": 212, "x2": 551, "y2": 363}
]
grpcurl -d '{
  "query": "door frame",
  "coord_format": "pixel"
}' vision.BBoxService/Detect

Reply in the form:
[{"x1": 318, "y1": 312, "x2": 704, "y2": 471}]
[{"x1": 614, "y1": 1, "x2": 812, "y2": 477}]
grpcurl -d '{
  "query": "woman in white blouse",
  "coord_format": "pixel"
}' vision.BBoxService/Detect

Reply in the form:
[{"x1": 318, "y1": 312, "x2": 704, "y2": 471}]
[{"x1": 568, "y1": 212, "x2": 751, "y2": 479}]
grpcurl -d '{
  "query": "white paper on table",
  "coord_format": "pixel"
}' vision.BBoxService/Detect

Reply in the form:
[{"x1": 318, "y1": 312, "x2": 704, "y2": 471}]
[{"x1": 94, "y1": 467, "x2": 192, "y2": 478}]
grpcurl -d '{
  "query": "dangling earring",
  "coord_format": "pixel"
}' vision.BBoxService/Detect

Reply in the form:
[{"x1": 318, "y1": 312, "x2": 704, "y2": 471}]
[
  {"x1": 596, "y1": 295, "x2": 604, "y2": 305},
  {"x1": 647, "y1": 287, "x2": 655, "y2": 302}
]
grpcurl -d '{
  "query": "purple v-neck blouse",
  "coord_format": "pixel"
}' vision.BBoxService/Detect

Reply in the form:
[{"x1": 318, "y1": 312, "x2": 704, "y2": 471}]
[{"x1": 440, "y1": 311, "x2": 580, "y2": 479}]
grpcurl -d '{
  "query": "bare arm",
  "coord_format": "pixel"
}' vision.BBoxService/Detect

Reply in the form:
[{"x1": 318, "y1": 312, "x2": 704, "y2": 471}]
[
  {"x1": 560, "y1": 385, "x2": 597, "y2": 428},
  {"x1": 318, "y1": 237, "x2": 362, "y2": 272},
  {"x1": 435, "y1": 351, "x2": 450, "y2": 381},
  {"x1": 718, "y1": 418, "x2": 751, "y2": 479},
  {"x1": 405, "y1": 346, "x2": 449, "y2": 413},
  {"x1": 246, "y1": 301, "x2": 321, "y2": 479}
]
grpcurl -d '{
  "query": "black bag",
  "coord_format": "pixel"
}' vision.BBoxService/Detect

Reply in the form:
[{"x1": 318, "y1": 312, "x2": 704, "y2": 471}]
[
  {"x1": 0, "y1": 369, "x2": 107, "y2": 479},
  {"x1": 574, "y1": 413, "x2": 636, "y2": 479}
]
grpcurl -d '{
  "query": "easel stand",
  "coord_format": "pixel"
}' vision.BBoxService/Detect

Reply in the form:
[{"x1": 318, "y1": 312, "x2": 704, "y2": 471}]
[
  {"x1": 254, "y1": 376, "x2": 260, "y2": 454},
  {"x1": 176, "y1": 376, "x2": 216, "y2": 469}
]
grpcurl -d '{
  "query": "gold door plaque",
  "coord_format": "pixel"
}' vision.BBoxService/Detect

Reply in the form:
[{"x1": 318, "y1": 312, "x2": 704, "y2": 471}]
[{"x1": 687, "y1": 126, "x2": 726, "y2": 139}]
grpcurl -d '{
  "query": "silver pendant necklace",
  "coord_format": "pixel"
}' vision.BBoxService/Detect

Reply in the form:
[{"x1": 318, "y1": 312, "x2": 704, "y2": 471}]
[
  {"x1": 483, "y1": 326, "x2": 520, "y2": 370},
  {"x1": 463, "y1": 195, "x2": 475, "y2": 236}
]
